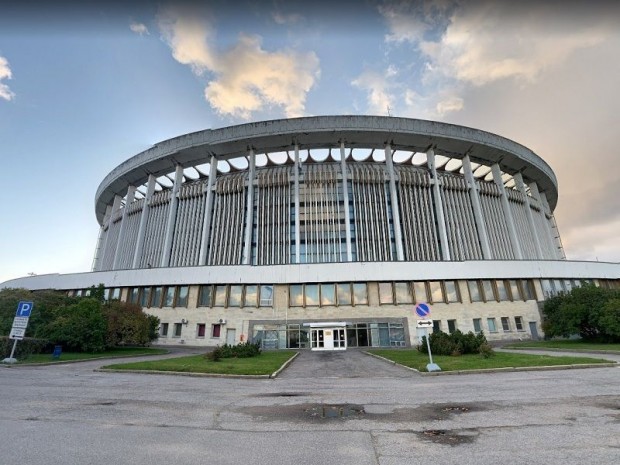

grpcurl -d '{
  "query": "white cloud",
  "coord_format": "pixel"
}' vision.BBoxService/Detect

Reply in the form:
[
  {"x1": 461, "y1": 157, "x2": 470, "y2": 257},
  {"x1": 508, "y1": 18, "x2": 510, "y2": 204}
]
[
  {"x1": 158, "y1": 6, "x2": 319, "y2": 119},
  {"x1": 0, "y1": 56, "x2": 15, "y2": 101},
  {"x1": 130, "y1": 22, "x2": 150, "y2": 36},
  {"x1": 351, "y1": 70, "x2": 395, "y2": 116},
  {"x1": 436, "y1": 95, "x2": 463, "y2": 115},
  {"x1": 272, "y1": 11, "x2": 302, "y2": 25}
]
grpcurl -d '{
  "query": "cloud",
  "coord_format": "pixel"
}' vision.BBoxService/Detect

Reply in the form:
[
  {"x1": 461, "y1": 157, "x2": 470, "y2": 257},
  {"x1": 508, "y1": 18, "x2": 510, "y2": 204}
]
[
  {"x1": 272, "y1": 11, "x2": 302, "y2": 25},
  {"x1": 436, "y1": 95, "x2": 463, "y2": 115},
  {"x1": 130, "y1": 22, "x2": 150, "y2": 35},
  {"x1": 352, "y1": 70, "x2": 396, "y2": 115},
  {"x1": 0, "y1": 56, "x2": 15, "y2": 101},
  {"x1": 158, "y1": 6, "x2": 319, "y2": 119}
]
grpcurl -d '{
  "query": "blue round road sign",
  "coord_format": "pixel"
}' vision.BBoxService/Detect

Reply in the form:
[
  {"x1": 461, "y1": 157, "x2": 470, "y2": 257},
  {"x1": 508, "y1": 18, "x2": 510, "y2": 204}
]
[{"x1": 415, "y1": 302, "x2": 431, "y2": 318}]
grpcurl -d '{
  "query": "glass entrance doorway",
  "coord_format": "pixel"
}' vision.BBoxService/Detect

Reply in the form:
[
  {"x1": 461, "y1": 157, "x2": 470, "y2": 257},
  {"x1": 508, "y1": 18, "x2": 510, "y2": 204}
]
[{"x1": 307, "y1": 323, "x2": 347, "y2": 351}]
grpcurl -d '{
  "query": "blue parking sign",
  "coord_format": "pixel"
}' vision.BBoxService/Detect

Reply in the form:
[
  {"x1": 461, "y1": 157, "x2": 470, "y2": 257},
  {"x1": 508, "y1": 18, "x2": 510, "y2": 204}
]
[{"x1": 16, "y1": 301, "x2": 34, "y2": 317}]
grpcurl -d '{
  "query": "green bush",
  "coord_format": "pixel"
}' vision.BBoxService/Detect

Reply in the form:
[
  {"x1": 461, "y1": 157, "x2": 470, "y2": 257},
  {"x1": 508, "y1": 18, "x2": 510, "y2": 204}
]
[
  {"x1": 1, "y1": 336, "x2": 51, "y2": 360},
  {"x1": 205, "y1": 341, "x2": 261, "y2": 362},
  {"x1": 418, "y1": 330, "x2": 489, "y2": 356}
]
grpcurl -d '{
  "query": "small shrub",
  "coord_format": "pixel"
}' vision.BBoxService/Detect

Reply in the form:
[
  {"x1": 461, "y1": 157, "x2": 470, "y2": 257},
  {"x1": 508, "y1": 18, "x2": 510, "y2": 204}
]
[
  {"x1": 478, "y1": 342, "x2": 495, "y2": 359},
  {"x1": 1, "y1": 336, "x2": 51, "y2": 360},
  {"x1": 418, "y1": 330, "x2": 489, "y2": 356},
  {"x1": 204, "y1": 341, "x2": 261, "y2": 362}
]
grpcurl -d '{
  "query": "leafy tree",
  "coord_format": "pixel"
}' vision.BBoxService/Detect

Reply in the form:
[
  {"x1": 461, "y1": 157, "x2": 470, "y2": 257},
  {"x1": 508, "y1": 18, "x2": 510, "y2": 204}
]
[
  {"x1": 542, "y1": 284, "x2": 620, "y2": 342},
  {"x1": 38, "y1": 298, "x2": 107, "y2": 352},
  {"x1": 103, "y1": 300, "x2": 159, "y2": 347}
]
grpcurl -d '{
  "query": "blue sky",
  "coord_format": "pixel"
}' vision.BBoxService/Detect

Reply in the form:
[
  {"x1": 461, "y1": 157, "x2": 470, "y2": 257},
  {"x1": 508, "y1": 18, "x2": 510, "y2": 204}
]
[{"x1": 1, "y1": 0, "x2": 619, "y2": 283}]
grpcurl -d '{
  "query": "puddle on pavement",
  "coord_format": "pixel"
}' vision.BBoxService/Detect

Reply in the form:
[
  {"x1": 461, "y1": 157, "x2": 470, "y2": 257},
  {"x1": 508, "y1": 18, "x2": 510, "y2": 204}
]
[{"x1": 416, "y1": 429, "x2": 479, "y2": 446}]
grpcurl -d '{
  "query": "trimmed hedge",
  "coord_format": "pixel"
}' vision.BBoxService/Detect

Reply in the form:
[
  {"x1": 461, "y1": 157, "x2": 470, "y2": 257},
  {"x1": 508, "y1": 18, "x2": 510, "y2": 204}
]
[
  {"x1": 1, "y1": 336, "x2": 51, "y2": 360},
  {"x1": 205, "y1": 341, "x2": 261, "y2": 362},
  {"x1": 418, "y1": 330, "x2": 491, "y2": 356}
]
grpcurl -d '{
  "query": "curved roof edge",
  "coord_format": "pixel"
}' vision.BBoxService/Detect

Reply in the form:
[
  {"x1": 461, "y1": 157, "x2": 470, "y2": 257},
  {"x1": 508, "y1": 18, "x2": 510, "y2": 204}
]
[{"x1": 95, "y1": 115, "x2": 558, "y2": 225}]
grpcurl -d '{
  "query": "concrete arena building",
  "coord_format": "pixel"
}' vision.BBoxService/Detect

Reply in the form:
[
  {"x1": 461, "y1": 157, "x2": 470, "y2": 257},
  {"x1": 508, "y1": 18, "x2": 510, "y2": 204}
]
[{"x1": 3, "y1": 116, "x2": 620, "y2": 350}]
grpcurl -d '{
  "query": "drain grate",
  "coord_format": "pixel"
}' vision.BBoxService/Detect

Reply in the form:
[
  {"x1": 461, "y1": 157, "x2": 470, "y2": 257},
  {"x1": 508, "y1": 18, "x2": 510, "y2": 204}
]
[
  {"x1": 304, "y1": 404, "x2": 365, "y2": 419},
  {"x1": 441, "y1": 406, "x2": 470, "y2": 412}
]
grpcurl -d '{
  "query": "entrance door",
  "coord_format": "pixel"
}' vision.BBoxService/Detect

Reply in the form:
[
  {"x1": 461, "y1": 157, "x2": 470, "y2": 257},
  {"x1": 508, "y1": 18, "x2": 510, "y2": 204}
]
[
  {"x1": 528, "y1": 322, "x2": 539, "y2": 340},
  {"x1": 226, "y1": 328, "x2": 236, "y2": 345},
  {"x1": 333, "y1": 328, "x2": 346, "y2": 349},
  {"x1": 311, "y1": 329, "x2": 324, "y2": 349}
]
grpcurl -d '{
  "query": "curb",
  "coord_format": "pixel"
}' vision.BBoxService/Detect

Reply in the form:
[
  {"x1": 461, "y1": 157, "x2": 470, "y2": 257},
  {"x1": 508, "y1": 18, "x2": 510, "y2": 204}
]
[
  {"x1": 270, "y1": 351, "x2": 300, "y2": 378},
  {"x1": 3, "y1": 351, "x2": 172, "y2": 367},
  {"x1": 363, "y1": 351, "x2": 617, "y2": 376},
  {"x1": 501, "y1": 347, "x2": 620, "y2": 355}
]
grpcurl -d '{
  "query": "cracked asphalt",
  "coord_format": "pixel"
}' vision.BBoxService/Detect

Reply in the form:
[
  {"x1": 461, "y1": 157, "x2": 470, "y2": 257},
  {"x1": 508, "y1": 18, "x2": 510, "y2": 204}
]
[{"x1": 1, "y1": 348, "x2": 618, "y2": 465}]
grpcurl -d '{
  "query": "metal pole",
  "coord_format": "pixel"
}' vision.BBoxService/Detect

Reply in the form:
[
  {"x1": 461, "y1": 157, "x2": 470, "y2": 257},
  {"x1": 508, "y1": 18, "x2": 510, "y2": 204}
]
[
  {"x1": 425, "y1": 328, "x2": 433, "y2": 365},
  {"x1": 8, "y1": 339, "x2": 18, "y2": 360}
]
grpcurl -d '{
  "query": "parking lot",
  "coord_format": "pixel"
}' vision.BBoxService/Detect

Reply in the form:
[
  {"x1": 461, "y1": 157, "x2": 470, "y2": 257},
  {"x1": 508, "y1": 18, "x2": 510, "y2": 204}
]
[{"x1": 1, "y1": 348, "x2": 619, "y2": 465}]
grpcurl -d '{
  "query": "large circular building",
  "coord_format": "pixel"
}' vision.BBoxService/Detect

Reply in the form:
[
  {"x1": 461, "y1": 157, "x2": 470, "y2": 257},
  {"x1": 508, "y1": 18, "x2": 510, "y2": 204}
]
[{"x1": 3, "y1": 116, "x2": 619, "y2": 350}]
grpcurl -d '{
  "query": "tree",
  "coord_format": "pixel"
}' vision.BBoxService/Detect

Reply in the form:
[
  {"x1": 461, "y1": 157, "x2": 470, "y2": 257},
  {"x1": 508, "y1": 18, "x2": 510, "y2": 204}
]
[
  {"x1": 542, "y1": 284, "x2": 620, "y2": 342},
  {"x1": 103, "y1": 300, "x2": 159, "y2": 347}
]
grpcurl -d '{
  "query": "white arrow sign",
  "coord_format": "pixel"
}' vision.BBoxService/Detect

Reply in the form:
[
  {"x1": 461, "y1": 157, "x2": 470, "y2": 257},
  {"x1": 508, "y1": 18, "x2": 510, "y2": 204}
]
[
  {"x1": 417, "y1": 319, "x2": 433, "y2": 328},
  {"x1": 9, "y1": 327, "x2": 26, "y2": 340}
]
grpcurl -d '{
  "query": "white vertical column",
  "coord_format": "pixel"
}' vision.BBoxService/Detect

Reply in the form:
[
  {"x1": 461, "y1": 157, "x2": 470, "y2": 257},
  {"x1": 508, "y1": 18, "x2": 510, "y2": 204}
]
[
  {"x1": 160, "y1": 165, "x2": 184, "y2": 267},
  {"x1": 529, "y1": 181, "x2": 556, "y2": 259},
  {"x1": 294, "y1": 143, "x2": 301, "y2": 263},
  {"x1": 340, "y1": 141, "x2": 352, "y2": 261},
  {"x1": 112, "y1": 185, "x2": 136, "y2": 270},
  {"x1": 93, "y1": 204, "x2": 112, "y2": 271},
  {"x1": 462, "y1": 155, "x2": 492, "y2": 259},
  {"x1": 199, "y1": 156, "x2": 218, "y2": 265},
  {"x1": 385, "y1": 143, "x2": 404, "y2": 261},
  {"x1": 133, "y1": 175, "x2": 156, "y2": 268},
  {"x1": 513, "y1": 172, "x2": 543, "y2": 259},
  {"x1": 427, "y1": 148, "x2": 451, "y2": 260},
  {"x1": 242, "y1": 148, "x2": 256, "y2": 265},
  {"x1": 540, "y1": 192, "x2": 566, "y2": 259},
  {"x1": 492, "y1": 164, "x2": 522, "y2": 259}
]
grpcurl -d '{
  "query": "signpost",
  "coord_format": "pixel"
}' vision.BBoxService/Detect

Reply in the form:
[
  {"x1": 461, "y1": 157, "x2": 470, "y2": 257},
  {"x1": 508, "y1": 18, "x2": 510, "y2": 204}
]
[
  {"x1": 414, "y1": 302, "x2": 441, "y2": 372},
  {"x1": 3, "y1": 301, "x2": 34, "y2": 364}
]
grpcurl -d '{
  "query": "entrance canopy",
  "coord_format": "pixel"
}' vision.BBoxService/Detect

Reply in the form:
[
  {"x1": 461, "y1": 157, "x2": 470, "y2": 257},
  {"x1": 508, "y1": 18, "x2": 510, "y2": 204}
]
[{"x1": 303, "y1": 322, "x2": 348, "y2": 328}]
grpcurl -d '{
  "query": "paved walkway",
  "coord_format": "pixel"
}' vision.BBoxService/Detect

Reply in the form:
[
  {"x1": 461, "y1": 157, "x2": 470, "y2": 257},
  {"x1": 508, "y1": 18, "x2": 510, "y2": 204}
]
[{"x1": 278, "y1": 349, "x2": 417, "y2": 379}]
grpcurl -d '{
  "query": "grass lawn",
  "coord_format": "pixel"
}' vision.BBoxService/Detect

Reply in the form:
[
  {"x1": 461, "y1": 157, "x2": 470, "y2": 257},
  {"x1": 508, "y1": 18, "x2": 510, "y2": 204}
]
[
  {"x1": 368, "y1": 349, "x2": 612, "y2": 372},
  {"x1": 502, "y1": 340, "x2": 620, "y2": 352},
  {"x1": 17, "y1": 347, "x2": 169, "y2": 364},
  {"x1": 101, "y1": 350, "x2": 297, "y2": 376}
]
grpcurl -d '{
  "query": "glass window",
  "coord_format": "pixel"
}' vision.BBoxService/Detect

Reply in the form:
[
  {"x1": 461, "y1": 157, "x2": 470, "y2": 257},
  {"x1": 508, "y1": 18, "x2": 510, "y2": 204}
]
[
  {"x1": 197, "y1": 324, "x2": 206, "y2": 338},
  {"x1": 487, "y1": 318, "x2": 497, "y2": 332},
  {"x1": 508, "y1": 280, "x2": 520, "y2": 301},
  {"x1": 413, "y1": 281, "x2": 428, "y2": 303},
  {"x1": 432, "y1": 320, "x2": 442, "y2": 333},
  {"x1": 198, "y1": 285, "x2": 212, "y2": 307},
  {"x1": 163, "y1": 286, "x2": 175, "y2": 307},
  {"x1": 553, "y1": 279, "x2": 564, "y2": 293},
  {"x1": 175, "y1": 286, "x2": 188, "y2": 307},
  {"x1": 290, "y1": 284, "x2": 304, "y2": 307},
  {"x1": 111, "y1": 288, "x2": 121, "y2": 300},
  {"x1": 379, "y1": 282, "x2": 394, "y2": 304},
  {"x1": 447, "y1": 319, "x2": 457, "y2": 334},
  {"x1": 541, "y1": 279, "x2": 553, "y2": 297},
  {"x1": 305, "y1": 284, "x2": 320, "y2": 306},
  {"x1": 429, "y1": 281, "x2": 443, "y2": 303},
  {"x1": 496, "y1": 281, "x2": 509, "y2": 301},
  {"x1": 228, "y1": 285, "x2": 243, "y2": 307},
  {"x1": 444, "y1": 281, "x2": 459, "y2": 303},
  {"x1": 103, "y1": 288, "x2": 111, "y2": 301},
  {"x1": 521, "y1": 280, "x2": 536, "y2": 300},
  {"x1": 514, "y1": 316, "x2": 524, "y2": 331},
  {"x1": 337, "y1": 283, "x2": 352, "y2": 306},
  {"x1": 214, "y1": 285, "x2": 227, "y2": 306},
  {"x1": 173, "y1": 323, "x2": 182, "y2": 337},
  {"x1": 129, "y1": 287, "x2": 140, "y2": 304},
  {"x1": 468, "y1": 281, "x2": 482, "y2": 302},
  {"x1": 320, "y1": 284, "x2": 336, "y2": 306},
  {"x1": 481, "y1": 280, "x2": 495, "y2": 302},
  {"x1": 244, "y1": 285, "x2": 258, "y2": 307},
  {"x1": 473, "y1": 318, "x2": 482, "y2": 333},
  {"x1": 160, "y1": 323, "x2": 168, "y2": 337},
  {"x1": 259, "y1": 285, "x2": 273, "y2": 306},
  {"x1": 352, "y1": 283, "x2": 368, "y2": 305},
  {"x1": 140, "y1": 287, "x2": 151, "y2": 307},
  {"x1": 394, "y1": 282, "x2": 412, "y2": 304},
  {"x1": 501, "y1": 317, "x2": 510, "y2": 331},
  {"x1": 212, "y1": 324, "x2": 221, "y2": 338},
  {"x1": 151, "y1": 287, "x2": 162, "y2": 308}
]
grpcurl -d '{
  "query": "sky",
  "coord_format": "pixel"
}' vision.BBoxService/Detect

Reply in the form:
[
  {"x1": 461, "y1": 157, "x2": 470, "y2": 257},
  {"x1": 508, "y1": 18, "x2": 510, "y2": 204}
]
[{"x1": 1, "y1": 0, "x2": 619, "y2": 283}]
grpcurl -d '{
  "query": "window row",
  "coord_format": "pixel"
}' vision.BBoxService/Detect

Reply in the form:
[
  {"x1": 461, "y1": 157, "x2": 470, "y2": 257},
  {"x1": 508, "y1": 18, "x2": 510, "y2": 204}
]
[
  {"x1": 289, "y1": 283, "x2": 368, "y2": 307},
  {"x1": 434, "y1": 316, "x2": 526, "y2": 334},
  {"x1": 198, "y1": 284, "x2": 273, "y2": 308},
  {"x1": 378, "y1": 281, "x2": 460, "y2": 305},
  {"x1": 128, "y1": 285, "x2": 190, "y2": 308},
  {"x1": 467, "y1": 279, "x2": 536, "y2": 303},
  {"x1": 160, "y1": 322, "x2": 224, "y2": 338}
]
